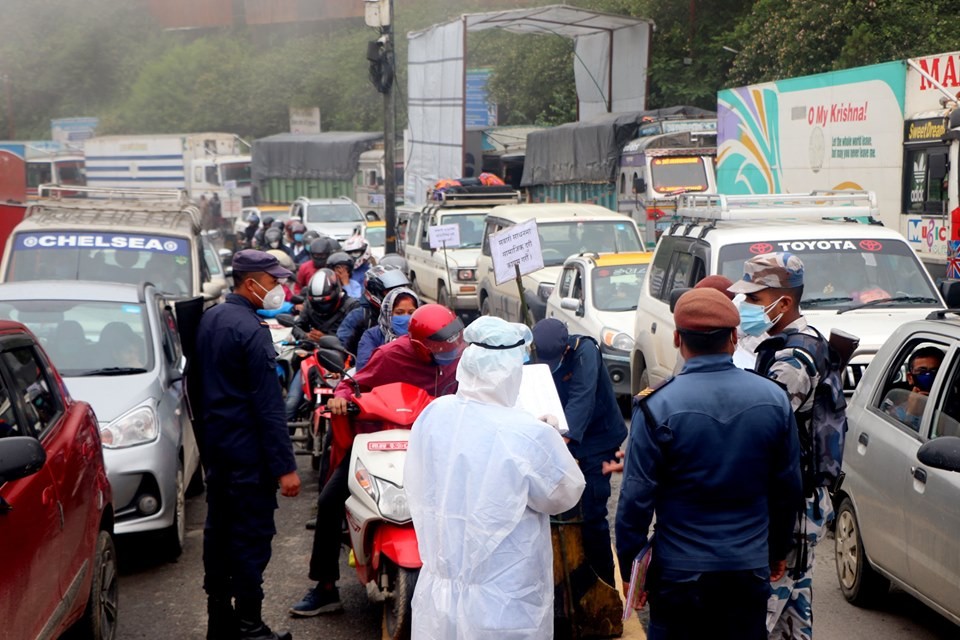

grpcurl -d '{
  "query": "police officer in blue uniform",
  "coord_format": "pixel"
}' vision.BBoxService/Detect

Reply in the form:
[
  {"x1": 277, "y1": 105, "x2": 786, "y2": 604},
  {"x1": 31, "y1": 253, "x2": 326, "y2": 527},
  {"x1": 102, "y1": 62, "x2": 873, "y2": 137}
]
[
  {"x1": 531, "y1": 318, "x2": 628, "y2": 586},
  {"x1": 615, "y1": 289, "x2": 802, "y2": 639},
  {"x1": 194, "y1": 250, "x2": 302, "y2": 640}
]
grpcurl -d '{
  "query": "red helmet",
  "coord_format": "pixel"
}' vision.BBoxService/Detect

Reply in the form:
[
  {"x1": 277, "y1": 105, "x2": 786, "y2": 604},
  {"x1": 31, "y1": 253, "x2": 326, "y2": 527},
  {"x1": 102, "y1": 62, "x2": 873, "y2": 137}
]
[{"x1": 408, "y1": 304, "x2": 465, "y2": 364}]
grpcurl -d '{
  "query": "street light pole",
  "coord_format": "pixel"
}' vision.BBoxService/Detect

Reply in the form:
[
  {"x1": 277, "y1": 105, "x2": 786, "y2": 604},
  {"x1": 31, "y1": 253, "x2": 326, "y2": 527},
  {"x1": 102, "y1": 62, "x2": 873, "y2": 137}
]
[{"x1": 382, "y1": 0, "x2": 397, "y2": 254}]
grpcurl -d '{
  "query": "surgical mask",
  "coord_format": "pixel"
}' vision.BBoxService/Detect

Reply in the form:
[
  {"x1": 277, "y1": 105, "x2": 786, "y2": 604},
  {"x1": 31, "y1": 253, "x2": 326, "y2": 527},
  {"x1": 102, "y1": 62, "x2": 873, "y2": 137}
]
[
  {"x1": 391, "y1": 315, "x2": 411, "y2": 336},
  {"x1": 738, "y1": 296, "x2": 785, "y2": 337},
  {"x1": 251, "y1": 279, "x2": 285, "y2": 311},
  {"x1": 433, "y1": 351, "x2": 459, "y2": 366},
  {"x1": 294, "y1": 233, "x2": 304, "y2": 243},
  {"x1": 914, "y1": 370, "x2": 937, "y2": 393},
  {"x1": 269, "y1": 240, "x2": 280, "y2": 248}
]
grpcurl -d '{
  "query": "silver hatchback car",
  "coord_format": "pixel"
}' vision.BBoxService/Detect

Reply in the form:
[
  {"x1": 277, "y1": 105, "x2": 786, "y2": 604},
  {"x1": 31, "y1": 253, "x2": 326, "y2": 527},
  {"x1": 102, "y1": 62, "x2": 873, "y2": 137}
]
[
  {"x1": 0, "y1": 280, "x2": 201, "y2": 558},
  {"x1": 837, "y1": 312, "x2": 960, "y2": 625}
]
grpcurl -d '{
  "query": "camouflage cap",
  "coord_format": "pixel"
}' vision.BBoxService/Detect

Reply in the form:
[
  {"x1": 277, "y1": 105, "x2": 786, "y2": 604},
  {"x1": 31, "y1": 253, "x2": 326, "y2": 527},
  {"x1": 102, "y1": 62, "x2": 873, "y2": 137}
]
[{"x1": 727, "y1": 252, "x2": 804, "y2": 294}]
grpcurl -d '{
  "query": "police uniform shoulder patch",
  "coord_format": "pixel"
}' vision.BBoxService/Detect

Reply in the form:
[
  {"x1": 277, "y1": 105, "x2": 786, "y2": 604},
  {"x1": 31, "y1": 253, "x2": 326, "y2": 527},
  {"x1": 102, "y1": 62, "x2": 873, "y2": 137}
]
[{"x1": 633, "y1": 376, "x2": 675, "y2": 407}]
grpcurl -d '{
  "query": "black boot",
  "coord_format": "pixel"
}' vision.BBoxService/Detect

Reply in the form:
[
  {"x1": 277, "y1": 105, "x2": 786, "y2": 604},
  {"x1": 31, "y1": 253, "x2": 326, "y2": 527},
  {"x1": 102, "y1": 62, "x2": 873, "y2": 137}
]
[
  {"x1": 236, "y1": 598, "x2": 292, "y2": 640},
  {"x1": 207, "y1": 596, "x2": 238, "y2": 640}
]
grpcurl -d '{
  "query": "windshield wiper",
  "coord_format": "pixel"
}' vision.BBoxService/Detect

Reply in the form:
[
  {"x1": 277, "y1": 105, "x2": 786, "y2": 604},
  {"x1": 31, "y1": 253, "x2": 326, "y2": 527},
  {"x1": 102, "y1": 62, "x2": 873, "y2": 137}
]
[
  {"x1": 837, "y1": 296, "x2": 940, "y2": 315},
  {"x1": 803, "y1": 296, "x2": 853, "y2": 307},
  {"x1": 74, "y1": 367, "x2": 148, "y2": 377}
]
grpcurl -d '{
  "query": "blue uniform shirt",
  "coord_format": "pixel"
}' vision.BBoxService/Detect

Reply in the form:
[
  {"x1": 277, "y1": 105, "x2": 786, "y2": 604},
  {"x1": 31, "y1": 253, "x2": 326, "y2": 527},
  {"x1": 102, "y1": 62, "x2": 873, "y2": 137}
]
[
  {"x1": 195, "y1": 293, "x2": 297, "y2": 485},
  {"x1": 615, "y1": 354, "x2": 803, "y2": 580},
  {"x1": 551, "y1": 336, "x2": 627, "y2": 460}
]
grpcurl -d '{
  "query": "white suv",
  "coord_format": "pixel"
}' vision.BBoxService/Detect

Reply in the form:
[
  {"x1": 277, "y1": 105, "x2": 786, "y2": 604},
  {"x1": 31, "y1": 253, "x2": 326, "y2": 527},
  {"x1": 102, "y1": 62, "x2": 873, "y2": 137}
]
[
  {"x1": 400, "y1": 188, "x2": 520, "y2": 317},
  {"x1": 476, "y1": 203, "x2": 643, "y2": 323},
  {"x1": 631, "y1": 192, "x2": 946, "y2": 394}
]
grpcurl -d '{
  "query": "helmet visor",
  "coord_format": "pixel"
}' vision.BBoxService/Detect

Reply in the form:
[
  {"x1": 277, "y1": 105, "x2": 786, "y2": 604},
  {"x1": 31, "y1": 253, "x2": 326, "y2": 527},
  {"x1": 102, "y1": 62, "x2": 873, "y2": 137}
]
[{"x1": 417, "y1": 316, "x2": 466, "y2": 356}]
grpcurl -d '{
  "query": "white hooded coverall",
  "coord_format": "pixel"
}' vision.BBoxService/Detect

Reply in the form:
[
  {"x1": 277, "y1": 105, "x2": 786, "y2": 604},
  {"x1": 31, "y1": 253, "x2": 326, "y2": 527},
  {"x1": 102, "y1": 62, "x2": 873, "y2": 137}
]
[{"x1": 405, "y1": 317, "x2": 585, "y2": 640}]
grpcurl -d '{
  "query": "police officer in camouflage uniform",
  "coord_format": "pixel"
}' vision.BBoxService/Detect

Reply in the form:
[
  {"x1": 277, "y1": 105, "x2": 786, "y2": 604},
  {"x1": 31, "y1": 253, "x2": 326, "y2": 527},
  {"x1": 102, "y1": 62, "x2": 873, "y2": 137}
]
[{"x1": 729, "y1": 253, "x2": 845, "y2": 640}]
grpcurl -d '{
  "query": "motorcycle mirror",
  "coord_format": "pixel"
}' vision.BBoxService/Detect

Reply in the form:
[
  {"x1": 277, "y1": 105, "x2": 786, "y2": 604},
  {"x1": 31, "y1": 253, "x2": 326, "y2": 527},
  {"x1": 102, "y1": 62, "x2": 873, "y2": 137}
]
[
  {"x1": 275, "y1": 313, "x2": 297, "y2": 328},
  {"x1": 290, "y1": 294, "x2": 305, "y2": 305},
  {"x1": 317, "y1": 349, "x2": 346, "y2": 375}
]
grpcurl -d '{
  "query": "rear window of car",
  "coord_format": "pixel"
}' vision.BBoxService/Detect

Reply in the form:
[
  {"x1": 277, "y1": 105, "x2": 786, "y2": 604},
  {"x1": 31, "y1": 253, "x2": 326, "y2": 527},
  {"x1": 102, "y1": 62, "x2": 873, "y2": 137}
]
[
  {"x1": 538, "y1": 221, "x2": 642, "y2": 266},
  {"x1": 305, "y1": 204, "x2": 363, "y2": 224},
  {"x1": 6, "y1": 231, "x2": 193, "y2": 296}
]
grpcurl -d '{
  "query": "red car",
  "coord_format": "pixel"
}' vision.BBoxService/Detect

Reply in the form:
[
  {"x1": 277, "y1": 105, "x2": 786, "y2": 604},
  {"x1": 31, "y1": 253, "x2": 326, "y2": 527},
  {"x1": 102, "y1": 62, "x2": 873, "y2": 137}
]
[{"x1": 0, "y1": 320, "x2": 116, "y2": 639}]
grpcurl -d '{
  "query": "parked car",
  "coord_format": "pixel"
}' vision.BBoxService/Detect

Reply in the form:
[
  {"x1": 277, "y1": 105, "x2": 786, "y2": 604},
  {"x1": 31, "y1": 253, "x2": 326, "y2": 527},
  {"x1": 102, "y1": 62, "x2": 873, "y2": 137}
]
[
  {"x1": 0, "y1": 185, "x2": 225, "y2": 303},
  {"x1": 545, "y1": 251, "x2": 651, "y2": 396},
  {"x1": 363, "y1": 219, "x2": 386, "y2": 262},
  {"x1": 835, "y1": 309, "x2": 960, "y2": 626},
  {"x1": 0, "y1": 320, "x2": 116, "y2": 639},
  {"x1": 401, "y1": 187, "x2": 521, "y2": 318},
  {"x1": 631, "y1": 192, "x2": 945, "y2": 394},
  {"x1": 476, "y1": 203, "x2": 643, "y2": 323},
  {"x1": 0, "y1": 280, "x2": 200, "y2": 558},
  {"x1": 289, "y1": 195, "x2": 366, "y2": 241}
]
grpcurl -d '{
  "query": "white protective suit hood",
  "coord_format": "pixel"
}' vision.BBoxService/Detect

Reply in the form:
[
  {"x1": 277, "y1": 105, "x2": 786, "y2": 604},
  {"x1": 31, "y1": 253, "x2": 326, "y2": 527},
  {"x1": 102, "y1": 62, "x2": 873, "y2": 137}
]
[{"x1": 456, "y1": 316, "x2": 532, "y2": 407}]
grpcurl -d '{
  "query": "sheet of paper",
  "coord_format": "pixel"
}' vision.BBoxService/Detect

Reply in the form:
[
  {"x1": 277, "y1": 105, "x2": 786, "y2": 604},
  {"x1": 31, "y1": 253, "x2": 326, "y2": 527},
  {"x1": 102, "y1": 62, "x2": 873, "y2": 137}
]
[{"x1": 514, "y1": 363, "x2": 569, "y2": 435}]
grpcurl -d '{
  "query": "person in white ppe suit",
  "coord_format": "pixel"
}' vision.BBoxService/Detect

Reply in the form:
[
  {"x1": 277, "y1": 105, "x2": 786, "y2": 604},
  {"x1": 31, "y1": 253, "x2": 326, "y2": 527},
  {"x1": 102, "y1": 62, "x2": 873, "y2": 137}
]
[{"x1": 405, "y1": 316, "x2": 586, "y2": 640}]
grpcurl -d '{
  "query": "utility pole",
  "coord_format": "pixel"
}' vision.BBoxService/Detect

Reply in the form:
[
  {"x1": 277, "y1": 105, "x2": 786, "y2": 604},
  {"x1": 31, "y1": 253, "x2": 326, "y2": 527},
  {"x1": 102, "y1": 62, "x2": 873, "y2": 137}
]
[
  {"x1": 2, "y1": 74, "x2": 14, "y2": 139},
  {"x1": 366, "y1": 0, "x2": 397, "y2": 253}
]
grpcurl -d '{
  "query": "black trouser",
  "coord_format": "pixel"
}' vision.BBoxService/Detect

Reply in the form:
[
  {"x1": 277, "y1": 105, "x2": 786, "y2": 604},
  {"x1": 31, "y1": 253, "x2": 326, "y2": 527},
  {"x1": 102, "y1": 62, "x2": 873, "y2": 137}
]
[
  {"x1": 564, "y1": 453, "x2": 616, "y2": 586},
  {"x1": 646, "y1": 568, "x2": 771, "y2": 640},
  {"x1": 203, "y1": 481, "x2": 278, "y2": 606},
  {"x1": 308, "y1": 451, "x2": 351, "y2": 583}
]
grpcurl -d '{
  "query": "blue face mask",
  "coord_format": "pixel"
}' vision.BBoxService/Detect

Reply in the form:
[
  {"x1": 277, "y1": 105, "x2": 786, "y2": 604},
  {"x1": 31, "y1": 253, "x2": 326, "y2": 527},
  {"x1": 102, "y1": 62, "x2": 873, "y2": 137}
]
[
  {"x1": 391, "y1": 314, "x2": 411, "y2": 336},
  {"x1": 294, "y1": 233, "x2": 304, "y2": 243},
  {"x1": 433, "y1": 351, "x2": 459, "y2": 366},
  {"x1": 914, "y1": 370, "x2": 937, "y2": 393},
  {"x1": 738, "y1": 297, "x2": 784, "y2": 337}
]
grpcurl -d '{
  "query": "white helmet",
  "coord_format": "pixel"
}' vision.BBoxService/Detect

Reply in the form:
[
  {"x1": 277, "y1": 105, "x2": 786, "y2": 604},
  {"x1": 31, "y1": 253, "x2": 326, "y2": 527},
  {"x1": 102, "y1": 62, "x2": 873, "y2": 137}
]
[
  {"x1": 266, "y1": 249, "x2": 296, "y2": 273},
  {"x1": 342, "y1": 235, "x2": 370, "y2": 269}
]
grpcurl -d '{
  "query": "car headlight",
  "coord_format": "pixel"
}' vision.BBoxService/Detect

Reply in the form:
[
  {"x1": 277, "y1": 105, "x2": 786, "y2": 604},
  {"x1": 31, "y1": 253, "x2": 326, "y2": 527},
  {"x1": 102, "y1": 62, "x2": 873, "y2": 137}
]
[
  {"x1": 376, "y1": 478, "x2": 411, "y2": 523},
  {"x1": 455, "y1": 268, "x2": 476, "y2": 282},
  {"x1": 601, "y1": 327, "x2": 635, "y2": 353},
  {"x1": 537, "y1": 283, "x2": 555, "y2": 301},
  {"x1": 100, "y1": 406, "x2": 159, "y2": 449},
  {"x1": 355, "y1": 460, "x2": 379, "y2": 503}
]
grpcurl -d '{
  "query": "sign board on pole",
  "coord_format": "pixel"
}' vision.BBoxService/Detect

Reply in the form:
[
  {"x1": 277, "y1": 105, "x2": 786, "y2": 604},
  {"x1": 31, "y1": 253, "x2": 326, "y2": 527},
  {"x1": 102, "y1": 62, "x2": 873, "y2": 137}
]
[
  {"x1": 223, "y1": 196, "x2": 244, "y2": 219},
  {"x1": 428, "y1": 223, "x2": 461, "y2": 249},
  {"x1": 490, "y1": 218, "x2": 544, "y2": 285},
  {"x1": 289, "y1": 107, "x2": 322, "y2": 134},
  {"x1": 51, "y1": 117, "x2": 99, "y2": 145},
  {"x1": 224, "y1": 180, "x2": 238, "y2": 191}
]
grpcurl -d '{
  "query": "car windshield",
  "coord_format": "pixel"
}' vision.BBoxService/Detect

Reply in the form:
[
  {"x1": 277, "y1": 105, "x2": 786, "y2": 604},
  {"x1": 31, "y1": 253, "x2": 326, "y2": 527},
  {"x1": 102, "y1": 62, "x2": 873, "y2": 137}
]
[
  {"x1": 221, "y1": 162, "x2": 251, "y2": 185},
  {"x1": 539, "y1": 221, "x2": 642, "y2": 266},
  {"x1": 650, "y1": 156, "x2": 709, "y2": 194},
  {"x1": 0, "y1": 299, "x2": 153, "y2": 376},
  {"x1": 592, "y1": 263, "x2": 648, "y2": 311},
  {"x1": 305, "y1": 203, "x2": 363, "y2": 223},
  {"x1": 6, "y1": 231, "x2": 193, "y2": 296},
  {"x1": 364, "y1": 226, "x2": 385, "y2": 247},
  {"x1": 718, "y1": 238, "x2": 939, "y2": 309},
  {"x1": 440, "y1": 213, "x2": 486, "y2": 248}
]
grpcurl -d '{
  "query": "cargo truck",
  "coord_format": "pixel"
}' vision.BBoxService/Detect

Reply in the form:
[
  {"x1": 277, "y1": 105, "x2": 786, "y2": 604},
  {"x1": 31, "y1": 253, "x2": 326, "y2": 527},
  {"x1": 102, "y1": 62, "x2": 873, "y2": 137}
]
[
  {"x1": 83, "y1": 133, "x2": 252, "y2": 208},
  {"x1": 521, "y1": 106, "x2": 717, "y2": 248},
  {"x1": 717, "y1": 50, "x2": 960, "y2": 279}
]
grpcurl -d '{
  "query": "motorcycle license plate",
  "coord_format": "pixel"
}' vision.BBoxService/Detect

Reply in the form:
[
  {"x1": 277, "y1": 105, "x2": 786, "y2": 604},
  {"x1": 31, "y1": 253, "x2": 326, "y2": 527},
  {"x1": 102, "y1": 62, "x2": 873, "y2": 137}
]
[{"x1": 367, "y1": 440, "x2": 408, "y2": 451}]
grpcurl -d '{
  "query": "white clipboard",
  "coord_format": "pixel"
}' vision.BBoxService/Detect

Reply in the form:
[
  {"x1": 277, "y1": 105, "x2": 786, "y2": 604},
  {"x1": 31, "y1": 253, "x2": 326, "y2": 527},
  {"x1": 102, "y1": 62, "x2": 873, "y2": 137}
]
[{"x1": 514, "y1": 363, "x2": 569, "y2": 435}]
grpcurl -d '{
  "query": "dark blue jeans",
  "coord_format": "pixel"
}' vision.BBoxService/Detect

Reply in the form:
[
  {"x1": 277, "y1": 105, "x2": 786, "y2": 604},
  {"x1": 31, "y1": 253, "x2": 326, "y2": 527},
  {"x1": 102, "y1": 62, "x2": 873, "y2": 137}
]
[
  {"x1": 565, "y1": 453, "x2": 616, "y2": 586},
  {"x1": 646, "y1": 568, "x2": 771, "y2": 640}
]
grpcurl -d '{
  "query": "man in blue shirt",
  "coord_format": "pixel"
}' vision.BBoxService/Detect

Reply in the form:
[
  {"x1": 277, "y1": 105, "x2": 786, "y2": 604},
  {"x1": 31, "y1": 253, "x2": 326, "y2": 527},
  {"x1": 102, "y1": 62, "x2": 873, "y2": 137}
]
[
  {"x1": 615, "y1": 288, "x2": 802, "y2": 640},
  {"x1": 194, "y1": 250, "x2": 301, "y2": 640},
  {"x1": 531, "y1": 318, "x2": 628, "y2": 587}
]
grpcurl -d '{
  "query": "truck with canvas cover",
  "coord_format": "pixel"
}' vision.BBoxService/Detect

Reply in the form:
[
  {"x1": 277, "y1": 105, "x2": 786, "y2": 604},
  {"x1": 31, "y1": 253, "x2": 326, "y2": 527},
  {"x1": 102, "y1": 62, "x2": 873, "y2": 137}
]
[
  {"x1": 521, "y1": 106, "x2": 717, "y2": 249},
  {"x1": 717, "y1": 51, "x2": 960, "y2": 279}
]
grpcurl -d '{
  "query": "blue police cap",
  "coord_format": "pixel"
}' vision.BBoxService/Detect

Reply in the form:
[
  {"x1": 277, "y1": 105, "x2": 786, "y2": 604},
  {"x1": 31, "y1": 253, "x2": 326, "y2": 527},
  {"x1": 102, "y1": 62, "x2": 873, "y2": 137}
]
[{"x1": 531, "y1": 318, "x2": 569, "y2": 370}]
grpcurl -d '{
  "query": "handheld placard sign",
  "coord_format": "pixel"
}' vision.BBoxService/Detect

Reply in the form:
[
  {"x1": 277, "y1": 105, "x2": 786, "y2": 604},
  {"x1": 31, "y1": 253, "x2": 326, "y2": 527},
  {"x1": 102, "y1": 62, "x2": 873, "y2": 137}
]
[
  {"x1": 489, "y1": 219, "x2": 544, "y2": 327},
  {"x1": 428, "y1": 223, "x2": 461, "y2": 249}
]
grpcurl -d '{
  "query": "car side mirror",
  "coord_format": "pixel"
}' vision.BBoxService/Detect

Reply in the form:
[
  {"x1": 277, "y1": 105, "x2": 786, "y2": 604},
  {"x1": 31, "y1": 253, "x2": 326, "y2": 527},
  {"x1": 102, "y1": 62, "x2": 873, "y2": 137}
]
[
  {"x1": 560, "y1": 297, "x2": 583, "y2": 316},
  {"x1": 0, "y1": 437, "x2": 46, "y2": 484},
  {"x1": 917, "y1": 436, "x2": 960, "y2": 472},
  {"x1": 169, "y1": 354, "x2": 187, "y2": 383},
  {"x1": 669, "y1": 287, "x2": 692, "y2": 313},
  {"x1": 218, "y1": 248, "x2": 234, "y2": 266},
  {"x1": 939, "y1": 279, "x2": 960, "y2": 308},
  {"x1": 202, "y1": 282, "x2": 223, "y2": 300},
  {"x1": 365, "y1": 212, "x2": 379, "y2": 222}
]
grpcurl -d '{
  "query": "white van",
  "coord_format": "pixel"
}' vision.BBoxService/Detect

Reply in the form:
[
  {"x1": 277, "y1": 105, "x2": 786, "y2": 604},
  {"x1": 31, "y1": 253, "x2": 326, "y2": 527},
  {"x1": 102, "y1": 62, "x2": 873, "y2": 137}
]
[
  {"x1": 476, "y1": 203, "x2": 643, "y2": 323},
  {"x1": 631, "y1": 192, "x2": 947, "y2": 393}
]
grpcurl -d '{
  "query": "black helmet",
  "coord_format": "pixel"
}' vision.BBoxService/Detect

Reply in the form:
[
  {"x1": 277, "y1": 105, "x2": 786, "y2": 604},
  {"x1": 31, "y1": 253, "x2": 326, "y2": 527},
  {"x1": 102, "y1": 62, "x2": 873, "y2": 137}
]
[
  {"x1": 363, "y1": 264, "x2": 410, "y2": 309},
  {"x1": 306, "y1": 268, "x2": 343, "y2": 315},
  {"x1": 262, "y1": 216, "x2": 275, "y2": 229},
  {"x1": 303, "y1": 230, "x2": 321, "y2": 244},
  {"x1": 378, "y1": 253, "x2": 408, "y2": 274},
  {"x1": 264, "y1": 227, "x2": 284, "y2": 248},
  {"x1": 271, "y1": 219, "x2": 285, "y2": 230},
  {"x1": 326, "y1": 251, "x2": 354, "y2": 274},
  {"x1": 309, "y1": 237, "x2": 337, "y2": 267}
]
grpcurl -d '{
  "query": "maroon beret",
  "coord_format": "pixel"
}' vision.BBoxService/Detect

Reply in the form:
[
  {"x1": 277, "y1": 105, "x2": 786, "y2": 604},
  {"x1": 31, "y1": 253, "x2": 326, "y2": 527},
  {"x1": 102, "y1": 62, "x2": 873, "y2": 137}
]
[
  {"x1": 694, "y1": 275, "x2": 735, "y2": 300},
  {"x1": 674, "y1": 288, "x2": 740, "y2": 332}
]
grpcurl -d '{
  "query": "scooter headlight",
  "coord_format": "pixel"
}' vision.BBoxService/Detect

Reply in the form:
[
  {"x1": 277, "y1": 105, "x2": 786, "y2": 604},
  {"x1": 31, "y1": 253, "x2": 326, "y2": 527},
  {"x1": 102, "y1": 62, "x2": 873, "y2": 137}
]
[
  {"x1": 376, "y1": 479, "x2": 411, "y2": 523},
  {"x1": 355, "y1": 460, "x2": 379, "y2": 503}
]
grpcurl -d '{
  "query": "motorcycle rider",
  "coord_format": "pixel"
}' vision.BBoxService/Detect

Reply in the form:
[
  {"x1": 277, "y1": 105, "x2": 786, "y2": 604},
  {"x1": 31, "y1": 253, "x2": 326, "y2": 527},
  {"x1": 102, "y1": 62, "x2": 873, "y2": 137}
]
[
  {"x1": 356, "y1": 286, "x2": 419, "y2": 370},
  {"x1": 325, "y1": 251, "x2": 363, "y2": 299},
  {"x1": 253, "y1": 216, "x2": 275, "y2": 248},
  {"x1": 289, "y1": 222, "x2": 309, "y2": 263},
  {"x1": 289, "y1": 304, "x2": 465, "y2": 618},
  {"x1": 342, "y1": 235, "x2": 372, "y2": 289},
  {"x1": 263, "y1": 227, "x2": 293, "y2": 260},
  {"x1": 285, "y1": 269, "x2": 360, "y2": 422},
  {"x1": 297, "y1": 230, "x2": 320, "y2": 265},
  {"x1": 242, "y1": 212, "x2": 260, "y2": 249},
  {"x1": 336, "y1": 264, "x2": 410, "y2": 356},
  {"x1": 296, "y1": 236, "x2": 340, "y2": 294}
]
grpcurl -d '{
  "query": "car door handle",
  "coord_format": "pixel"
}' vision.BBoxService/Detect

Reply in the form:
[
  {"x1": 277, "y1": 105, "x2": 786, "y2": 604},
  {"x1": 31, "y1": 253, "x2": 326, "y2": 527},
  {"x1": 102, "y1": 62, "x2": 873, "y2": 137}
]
[
  {"x1": 651, "y1": 322, "x2": 657, "y2": 334},
  {"x1": 858, "y1": 432, "x2": 869, "y2": 446},
  {"x1": 911, "y1": 466, "x2": 927, "y2": 483}
]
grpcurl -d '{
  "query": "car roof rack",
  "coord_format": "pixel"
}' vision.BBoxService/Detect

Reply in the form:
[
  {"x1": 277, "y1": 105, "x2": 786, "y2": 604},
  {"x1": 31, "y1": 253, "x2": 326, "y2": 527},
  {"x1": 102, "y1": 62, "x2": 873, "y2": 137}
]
[
  {"x1": 675, "y1": 190, "x2": 880, "y2": 223},
  {"x1": 427, "y1": 186, "x2": 522, "y2": 208},
  {"x1": 30, "y1": 184, "x2": 201, "y2": 231}
]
